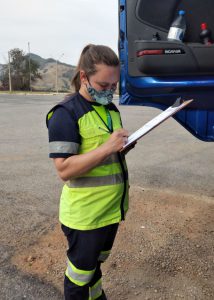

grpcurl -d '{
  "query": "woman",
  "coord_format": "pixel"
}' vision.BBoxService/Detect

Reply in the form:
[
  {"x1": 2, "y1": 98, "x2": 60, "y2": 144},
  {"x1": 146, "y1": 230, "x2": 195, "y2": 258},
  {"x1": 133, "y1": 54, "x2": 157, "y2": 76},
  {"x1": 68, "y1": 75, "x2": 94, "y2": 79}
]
[{"x1": 46, "y1": 44, "x2": 130, "y2": 300}]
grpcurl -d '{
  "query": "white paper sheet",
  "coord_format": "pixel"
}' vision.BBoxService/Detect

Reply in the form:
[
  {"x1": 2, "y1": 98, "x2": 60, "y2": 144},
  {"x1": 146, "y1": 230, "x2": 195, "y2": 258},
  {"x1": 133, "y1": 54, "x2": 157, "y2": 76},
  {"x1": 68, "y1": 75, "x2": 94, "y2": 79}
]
[{"x1": 122, "y1": 98, "x2": 193, "y2": 151}]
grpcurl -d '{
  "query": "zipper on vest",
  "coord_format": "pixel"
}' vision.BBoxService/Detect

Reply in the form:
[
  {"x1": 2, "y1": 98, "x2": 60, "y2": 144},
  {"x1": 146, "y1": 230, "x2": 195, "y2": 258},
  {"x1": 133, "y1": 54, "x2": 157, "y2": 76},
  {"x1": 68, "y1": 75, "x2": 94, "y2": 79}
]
[
  {"x1": 93, "y1": 106, "x2": 126, "y2": 219},
  {"x1": 117, "y1": 152, "x2": 127, "y2": 221}
]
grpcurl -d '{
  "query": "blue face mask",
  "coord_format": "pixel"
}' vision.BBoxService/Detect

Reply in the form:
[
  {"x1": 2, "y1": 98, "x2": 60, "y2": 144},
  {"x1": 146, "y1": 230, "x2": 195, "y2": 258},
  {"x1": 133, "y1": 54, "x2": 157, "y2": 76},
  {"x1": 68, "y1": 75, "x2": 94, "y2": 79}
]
[{"x1": 86, "y1": 80, "x2": 115, "y2": 105}]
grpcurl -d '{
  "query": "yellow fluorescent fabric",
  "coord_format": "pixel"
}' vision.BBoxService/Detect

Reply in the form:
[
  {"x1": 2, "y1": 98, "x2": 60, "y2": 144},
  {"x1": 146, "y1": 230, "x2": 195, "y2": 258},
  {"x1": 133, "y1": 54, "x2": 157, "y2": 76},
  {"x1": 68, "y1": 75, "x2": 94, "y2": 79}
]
[
  {"x1": 59, "y1": 107, "x2": 129, "y2": 230},
  {"x1": 65, "y1": 259, "x2": 95, "y2": 286},
  {"x1": 92, "y1": 105, "x2": 107, "y2": 124},
  {"x1": 59, "y1": 182, "x2": 129, "y2": 230},
  {"x1": 98, "y1": 250, "x2": 111, "y2": 262},
  {"x1": 89, "y1": 278, "x2": 102, "y2": 300}
]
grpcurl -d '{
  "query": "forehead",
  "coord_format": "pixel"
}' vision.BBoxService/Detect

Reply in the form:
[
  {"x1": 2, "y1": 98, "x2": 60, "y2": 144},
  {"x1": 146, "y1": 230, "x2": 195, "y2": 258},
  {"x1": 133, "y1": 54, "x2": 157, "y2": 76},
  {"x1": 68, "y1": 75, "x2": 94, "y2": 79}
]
[{"x1": 92, "y1": 64, "x2": 120, "y2": 82}]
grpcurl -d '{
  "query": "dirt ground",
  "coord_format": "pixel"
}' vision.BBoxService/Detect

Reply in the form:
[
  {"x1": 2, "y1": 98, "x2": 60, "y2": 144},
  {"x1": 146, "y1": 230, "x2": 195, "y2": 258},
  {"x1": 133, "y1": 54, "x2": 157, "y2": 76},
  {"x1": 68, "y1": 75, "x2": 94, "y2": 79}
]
[
  {"x1": 1, "y1": 94, "x2": 213, "y2": 299},
  {"x1": 12, "y1": 186, "x2": 214, "y2": 300}
]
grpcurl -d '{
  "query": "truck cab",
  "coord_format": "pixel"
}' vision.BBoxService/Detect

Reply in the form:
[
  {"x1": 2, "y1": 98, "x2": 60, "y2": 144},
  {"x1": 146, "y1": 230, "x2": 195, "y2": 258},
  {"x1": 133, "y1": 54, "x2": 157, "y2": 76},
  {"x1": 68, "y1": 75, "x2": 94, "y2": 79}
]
[{"x1": 119, "y1": 0, "x2": 214, "y2": 141}]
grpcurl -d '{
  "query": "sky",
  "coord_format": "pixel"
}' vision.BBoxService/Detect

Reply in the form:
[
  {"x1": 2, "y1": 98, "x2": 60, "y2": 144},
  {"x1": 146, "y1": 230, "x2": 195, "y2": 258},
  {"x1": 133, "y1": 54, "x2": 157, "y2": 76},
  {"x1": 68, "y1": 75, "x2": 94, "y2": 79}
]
[{"x1": 0, "y1": 0, "x2": 118, "y2": 66}]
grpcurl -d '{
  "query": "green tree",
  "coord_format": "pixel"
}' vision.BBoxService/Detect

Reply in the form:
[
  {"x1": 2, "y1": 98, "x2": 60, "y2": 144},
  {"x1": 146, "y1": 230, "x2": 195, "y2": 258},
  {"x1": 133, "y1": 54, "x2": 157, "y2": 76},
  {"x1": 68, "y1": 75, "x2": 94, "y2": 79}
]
[{"x1": 1, "y1": 48, "x2": 41, "y2": 91}]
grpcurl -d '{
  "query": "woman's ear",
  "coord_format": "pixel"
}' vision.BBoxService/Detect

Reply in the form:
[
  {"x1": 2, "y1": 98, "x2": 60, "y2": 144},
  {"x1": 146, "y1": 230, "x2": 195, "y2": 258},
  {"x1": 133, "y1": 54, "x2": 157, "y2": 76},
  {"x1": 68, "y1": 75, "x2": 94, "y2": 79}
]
[{"x1": 80, "y1": 70, "x2": 87, "y2": 84}]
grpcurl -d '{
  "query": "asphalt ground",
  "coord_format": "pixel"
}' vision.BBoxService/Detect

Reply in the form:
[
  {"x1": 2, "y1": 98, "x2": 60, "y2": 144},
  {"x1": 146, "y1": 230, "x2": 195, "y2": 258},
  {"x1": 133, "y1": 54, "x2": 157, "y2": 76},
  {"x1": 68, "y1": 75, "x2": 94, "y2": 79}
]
[{"x1": 0, "y1": 94, "x2": 213, "y2": 299}]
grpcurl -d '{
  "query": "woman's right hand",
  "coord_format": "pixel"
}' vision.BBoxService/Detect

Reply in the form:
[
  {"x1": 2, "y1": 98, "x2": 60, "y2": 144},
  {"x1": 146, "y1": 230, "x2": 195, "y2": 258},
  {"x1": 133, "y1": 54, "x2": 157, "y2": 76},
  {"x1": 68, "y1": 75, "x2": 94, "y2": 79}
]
[{"x1": 104, "y1": 128, "x2": 129, "y2": 153}]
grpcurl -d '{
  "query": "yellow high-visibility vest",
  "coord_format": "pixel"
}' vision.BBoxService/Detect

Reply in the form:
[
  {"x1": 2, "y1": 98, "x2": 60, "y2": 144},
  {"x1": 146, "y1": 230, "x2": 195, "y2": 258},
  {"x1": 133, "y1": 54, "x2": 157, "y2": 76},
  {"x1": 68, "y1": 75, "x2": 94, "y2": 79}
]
[{"x1": 47, "y1": 94, "x2": 129, "y2": 230}]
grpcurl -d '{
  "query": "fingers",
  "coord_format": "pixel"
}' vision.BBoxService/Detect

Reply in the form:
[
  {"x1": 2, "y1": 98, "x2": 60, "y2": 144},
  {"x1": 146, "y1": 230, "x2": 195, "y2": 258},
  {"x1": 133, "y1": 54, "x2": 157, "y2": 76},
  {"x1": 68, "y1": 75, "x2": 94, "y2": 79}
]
[
  {"x1": 114, "y1": 128, "x2": 129, "y2": 138},
  {"x1": 104, "y1": 128, "x2": 129, "y2": 153},
  {"x1": 120, "y1": 128, "x2": 129, "y2": 137},
  {"x1": 113, "y1": 128, "x2": 129, "y2": 148}
]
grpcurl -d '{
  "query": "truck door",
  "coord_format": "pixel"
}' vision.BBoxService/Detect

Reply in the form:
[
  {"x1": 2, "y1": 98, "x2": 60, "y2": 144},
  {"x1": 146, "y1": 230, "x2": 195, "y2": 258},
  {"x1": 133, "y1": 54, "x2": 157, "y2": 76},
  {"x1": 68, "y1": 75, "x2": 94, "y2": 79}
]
[{"x1": 119, "y1": 0, "x2": 214, "y2": 141}]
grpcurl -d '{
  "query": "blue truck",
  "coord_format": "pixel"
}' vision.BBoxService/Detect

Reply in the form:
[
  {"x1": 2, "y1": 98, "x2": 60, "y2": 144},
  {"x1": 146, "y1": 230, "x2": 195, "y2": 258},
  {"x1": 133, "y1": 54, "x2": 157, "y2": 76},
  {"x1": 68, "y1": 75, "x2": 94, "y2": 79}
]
[{"x1": 119, "y1": 0, "x2": 214, "y2": 141}]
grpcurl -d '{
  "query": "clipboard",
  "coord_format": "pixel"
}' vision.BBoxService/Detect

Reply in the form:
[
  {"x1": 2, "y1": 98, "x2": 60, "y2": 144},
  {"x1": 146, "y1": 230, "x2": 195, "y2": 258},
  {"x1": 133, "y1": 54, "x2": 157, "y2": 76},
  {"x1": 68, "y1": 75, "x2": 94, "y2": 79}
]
[{"x1": 121, "y1": 98, "x2": 193, "y2": 152}]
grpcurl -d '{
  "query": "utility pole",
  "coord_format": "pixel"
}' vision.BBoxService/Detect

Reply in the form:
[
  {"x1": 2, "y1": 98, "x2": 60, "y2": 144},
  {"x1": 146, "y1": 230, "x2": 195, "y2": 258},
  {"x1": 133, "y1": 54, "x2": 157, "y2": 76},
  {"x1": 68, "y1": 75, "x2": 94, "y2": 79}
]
[
  {"x1": 8, "y1": 51, "x2": 12, "y2": 92},
  {"x1": 55, "y1": 59, "x2": 58, "y2": 93},
  {"x1": 28, "y1": 42, "x2": 32, "y2": 92},
  {"x1": 55, "y1": 53, "x2": 64, "y2": 93}
]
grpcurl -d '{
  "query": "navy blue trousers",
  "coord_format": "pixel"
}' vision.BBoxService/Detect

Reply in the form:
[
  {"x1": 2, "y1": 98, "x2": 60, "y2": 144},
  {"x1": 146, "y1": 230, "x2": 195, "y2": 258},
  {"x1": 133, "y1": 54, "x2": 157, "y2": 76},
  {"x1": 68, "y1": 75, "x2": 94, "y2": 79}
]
[{"x1": 61, "y1": 223, "x2": 119, "y2": 300}]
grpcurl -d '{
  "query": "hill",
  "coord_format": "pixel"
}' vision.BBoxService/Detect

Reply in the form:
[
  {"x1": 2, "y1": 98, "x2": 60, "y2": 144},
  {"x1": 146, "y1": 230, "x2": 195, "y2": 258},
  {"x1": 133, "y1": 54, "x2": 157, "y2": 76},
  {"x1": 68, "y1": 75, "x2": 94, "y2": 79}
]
[
  {"x1": 30, "y1": 53, "x2": 76, "y2": 92},
  {"x1": 0, "y1": 53, "x2": 76, "y2": 92}
]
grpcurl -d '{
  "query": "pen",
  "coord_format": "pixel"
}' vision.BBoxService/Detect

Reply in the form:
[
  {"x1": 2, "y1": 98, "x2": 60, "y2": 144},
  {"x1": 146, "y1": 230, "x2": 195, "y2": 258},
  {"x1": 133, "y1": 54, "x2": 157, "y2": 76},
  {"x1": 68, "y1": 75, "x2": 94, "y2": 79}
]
[{"x1": 98, "y1": 126, "x2": 110, "y2": 133}]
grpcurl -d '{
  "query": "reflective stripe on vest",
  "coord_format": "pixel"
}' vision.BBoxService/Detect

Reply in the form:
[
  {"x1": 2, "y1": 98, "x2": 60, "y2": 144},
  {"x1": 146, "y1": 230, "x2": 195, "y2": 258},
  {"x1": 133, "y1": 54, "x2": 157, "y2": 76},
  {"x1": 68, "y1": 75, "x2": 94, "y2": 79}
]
[
  {"x1": 49, "y1": 141, "x2": 79, "y2": 154},
  {"x1": 65, "y1": 259, "x2": 95, "y2": 286},
  {"x1": 101, "y1": 153, "x2": 119, "y2": 165},
  {"x1": 67, "y1": 170, "x2": 128, "y2": 188},
  {"x1": 89, "y1": 278, "x2": 102, "y2": 300},
  {"x1": 98, "y1": 250, "x2": 111, "y2": 262}
]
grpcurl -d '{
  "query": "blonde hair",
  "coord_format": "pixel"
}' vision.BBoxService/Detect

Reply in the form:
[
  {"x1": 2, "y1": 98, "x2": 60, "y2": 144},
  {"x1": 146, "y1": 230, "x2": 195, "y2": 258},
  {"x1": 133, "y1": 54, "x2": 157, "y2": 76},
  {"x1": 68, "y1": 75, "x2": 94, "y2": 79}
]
[{"x1": 71, "y1": 44, "x2": 119, "y2": 92}]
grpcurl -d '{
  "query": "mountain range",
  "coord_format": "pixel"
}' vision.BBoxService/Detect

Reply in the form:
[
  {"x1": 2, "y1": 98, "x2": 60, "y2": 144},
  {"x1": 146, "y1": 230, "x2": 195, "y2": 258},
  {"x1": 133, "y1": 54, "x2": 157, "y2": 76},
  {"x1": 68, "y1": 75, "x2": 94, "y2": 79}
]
[{"x1": 0, "y1": 53, "x2": 76, "y2": 92}]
